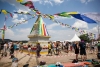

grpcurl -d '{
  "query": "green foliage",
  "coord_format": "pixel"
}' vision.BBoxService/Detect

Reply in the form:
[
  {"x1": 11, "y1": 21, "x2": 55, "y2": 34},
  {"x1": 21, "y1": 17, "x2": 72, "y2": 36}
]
[{"x1": 79, "y1": 34, "x2": 91, "y2": 42}]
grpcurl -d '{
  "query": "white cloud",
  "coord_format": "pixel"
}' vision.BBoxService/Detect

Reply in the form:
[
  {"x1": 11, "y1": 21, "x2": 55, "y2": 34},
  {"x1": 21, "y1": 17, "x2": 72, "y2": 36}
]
[
  {"x1": 0, "y1": 28, "x2": 31, "y2": 40},
  {"x1": 13, "y1": 14, "x2": 18, "y2": 19},
  {"x1": 47, "y1": 23, "x2": 60, "y2": 29},
  {"x1": 0, "y1": 29, "x2": 15, "y2": 39},
  {"x1": 12, "y1": 18, "x2": 28, "y2": 24},
  {"x1": 84, "y1": 12, "x2": 100, "y2": 22},
  {"x1": 1, "y1": 0, "x2": 64, "y2": 8},
  {"x1": 89, "y1": 26, "x2": 98, "y2": 33},
  {"x1": 72, "y1": 20, "x2": 88, "y2": 29},
  {"x1": 48, "y1": 29, "x2": 79, "y2": 41},
  {"x1": 80, "y1": 0, "x2": 93, "y2": 4},
  {"x1": 17, "y1": 9, "x2": 28, "y2": 19},
  {"x1": 87, "y1": 26, "x2": 99, "y2": 39},
  {"x1": 44, "y1": 0, "x2": 53, "y2": 6},
  {"x1": 32, "y1": 0, "x2": 64, "y2": 5},
  {"x1": 53, "y1": 0, "x2": 64, "y2": 4},
  {"x1": 17, "y1": 9, "x2": 29, "y2": 13}
]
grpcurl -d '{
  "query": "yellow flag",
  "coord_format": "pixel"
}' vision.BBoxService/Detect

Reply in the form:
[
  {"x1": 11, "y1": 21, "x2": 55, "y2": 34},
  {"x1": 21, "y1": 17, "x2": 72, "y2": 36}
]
[
  {"x1": 16, "y1": 0, "x2": 23, "y2": 2},
  {"x1": 67, "y1": 12, "x2": 78, "y2": 14},
  {"x1": 1, "y1": 10, "x2": 8, "y2": 14}
]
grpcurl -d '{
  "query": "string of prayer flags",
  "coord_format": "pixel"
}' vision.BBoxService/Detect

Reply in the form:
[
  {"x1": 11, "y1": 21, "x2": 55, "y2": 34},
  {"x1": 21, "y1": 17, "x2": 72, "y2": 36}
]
[
  {"x1": 0, "y1": 9, "x2": 13, "y2": 21},
  {"x1": 15, "y1": 0, "x2": 96, "y2": 38},
  {"x1": 8, "y1": 17, "x2": 34, "y2": 29},
  {"x1": 14, "y1": 11, "x2": 36, "y2": 17}
]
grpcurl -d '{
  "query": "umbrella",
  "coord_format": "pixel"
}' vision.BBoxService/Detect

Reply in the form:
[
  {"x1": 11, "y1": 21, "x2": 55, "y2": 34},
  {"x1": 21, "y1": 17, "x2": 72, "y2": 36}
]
[{"x1": 70, "y1": 14, "x2": 97, "y2": 24}]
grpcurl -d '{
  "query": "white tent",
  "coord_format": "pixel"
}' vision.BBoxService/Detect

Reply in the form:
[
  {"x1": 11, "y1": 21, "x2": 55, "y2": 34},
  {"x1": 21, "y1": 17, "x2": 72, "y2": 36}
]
[{"x1": 70, "y1": 34, "x2": 81, "y2": 42}]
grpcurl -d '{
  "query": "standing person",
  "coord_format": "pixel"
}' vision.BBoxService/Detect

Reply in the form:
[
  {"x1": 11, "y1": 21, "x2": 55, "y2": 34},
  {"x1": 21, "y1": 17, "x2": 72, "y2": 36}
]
[
  {"x1": 0, "y1": 41, "x2": 5, "y2": 57},
  {"x1": 19, "y1": 42, "x2": 23, "y2": 53},
  {"x1": 63, "y1": 41, "x2": 66, "y2": 50},
  {"x1": 74, "y1": 41, "x2": 79, "y2": 61},
  {"x1": 47, "y1": 42, "x2": 52, "y2": 56},
  {"x1": 3, "y1": 41, "x2": 8, "y2": 57},
  {"x1": 51, "y1": 42, "x2": 55, "y2": 55},
  {"x1": 55, "y1": 42, "x2": 60, "y2": 55},
  {"x1": 8, "y1": 42, "x2": 12, "y2": 55},
  {"x1": 36, "y1": 43, "x2": 42, "y2": 57},
  {"x1": 65, "y1": 41, "x2": 69, "y2": 53},
  {"x1": 90, "y1": 40, "x2": 95, "y2": 54},
  {"x1": 14, "y1": 42, "x2": 17, "y2": 57},
  {"x1": 27, "y1": 44, "x2": 31, "y2": 56},
  {"x1": 79, "y1": 41, "x2": 87, "y2": 61},
  {"x1": 15, "y1": 42, "x2": 20, "y2": 57},
  {"x1": 58, "y1": 42, "x2": 62, "y2": 54},
  {"x1": 10, "y1": 42, "x2": 15, "y2": 59}
]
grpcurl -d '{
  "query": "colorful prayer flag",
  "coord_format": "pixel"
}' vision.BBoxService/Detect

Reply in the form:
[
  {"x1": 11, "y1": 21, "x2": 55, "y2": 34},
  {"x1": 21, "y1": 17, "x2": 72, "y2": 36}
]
[
  {"x1": 70, "y1": 14, "x2": 97, "y2": 24},
  {"x1": 16, "y1": 0, "x2": 23, "y2": 3},
  {"x1": 20, "y1": 1, "x2": 35, "y2": 9},
  {"x1": 1, "y1": 10, "x2": 8, "y2": 14},
  {"x1": 54, "y1": 12, "x2": 78, "y2": 17}
]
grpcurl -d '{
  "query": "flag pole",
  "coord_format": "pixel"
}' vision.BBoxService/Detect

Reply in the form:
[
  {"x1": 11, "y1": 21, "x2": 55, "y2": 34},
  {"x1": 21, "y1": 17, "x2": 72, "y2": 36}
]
[{"x1": 2, "y1": 22, "x2": 6, "y2": 41}]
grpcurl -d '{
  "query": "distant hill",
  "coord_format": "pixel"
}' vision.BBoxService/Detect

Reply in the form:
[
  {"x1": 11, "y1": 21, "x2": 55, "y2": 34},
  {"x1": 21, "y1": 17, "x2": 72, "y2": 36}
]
[{"x1": 0, "y1": 39, "x2": 12, "y2": 42}]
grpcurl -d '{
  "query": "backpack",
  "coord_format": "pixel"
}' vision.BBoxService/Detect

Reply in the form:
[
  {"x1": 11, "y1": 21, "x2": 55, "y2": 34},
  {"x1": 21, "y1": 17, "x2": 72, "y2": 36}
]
[{"x1": 50, "y1": 44, "x2": 53, "y2": 49}]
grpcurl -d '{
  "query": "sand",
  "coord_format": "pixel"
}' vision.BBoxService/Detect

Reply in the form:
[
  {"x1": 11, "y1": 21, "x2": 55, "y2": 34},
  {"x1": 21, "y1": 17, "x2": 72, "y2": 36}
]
[{"x1": 0, "y1": 50, "x2": 99, "y2": 67}]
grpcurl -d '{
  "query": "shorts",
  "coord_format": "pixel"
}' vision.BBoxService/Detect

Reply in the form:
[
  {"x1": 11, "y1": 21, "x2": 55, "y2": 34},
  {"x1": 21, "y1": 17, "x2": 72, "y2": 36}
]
[
  {"x1": 80, "y1": 50, "x2": 86, "y2": 55},
  {"x1": 28, "y1": 48, "x2": 31, "y2": 51},
  {"x1": 16, "y1": 48, "x2": 19, "y2": 50}
]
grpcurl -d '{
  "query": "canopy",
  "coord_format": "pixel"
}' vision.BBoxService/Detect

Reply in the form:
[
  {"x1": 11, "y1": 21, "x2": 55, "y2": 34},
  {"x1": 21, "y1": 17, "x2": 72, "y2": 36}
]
[{"x1": 70, "y1": 34, "x2": 81, "y2": 42}]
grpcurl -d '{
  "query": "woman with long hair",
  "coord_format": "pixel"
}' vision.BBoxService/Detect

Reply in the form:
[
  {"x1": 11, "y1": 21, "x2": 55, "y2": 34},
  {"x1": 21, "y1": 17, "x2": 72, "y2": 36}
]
[{"x1": 74, "y1": 41, "x2": 79, "y2": 61}]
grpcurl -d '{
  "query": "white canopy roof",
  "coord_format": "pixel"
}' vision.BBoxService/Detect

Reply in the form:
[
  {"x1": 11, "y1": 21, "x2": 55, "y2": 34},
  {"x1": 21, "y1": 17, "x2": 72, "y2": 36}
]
[{"x1": 70, "y1": 34, "x2": 81, "y2": 42}]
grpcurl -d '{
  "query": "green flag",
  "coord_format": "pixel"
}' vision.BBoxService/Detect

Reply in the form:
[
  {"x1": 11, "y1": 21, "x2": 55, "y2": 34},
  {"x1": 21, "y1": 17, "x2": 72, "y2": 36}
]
[{"x1": 39, "y1": 17, "x2": 42, "y2": 35}]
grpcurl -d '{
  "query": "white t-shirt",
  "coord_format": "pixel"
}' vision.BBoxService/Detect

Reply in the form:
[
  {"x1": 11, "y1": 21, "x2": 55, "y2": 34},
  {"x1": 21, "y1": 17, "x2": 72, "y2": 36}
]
[
  {"x1": 4, "y1": 44, "x2": 7, "y2": 52},
  {"x1": 63, "y1": 42, "x2": 66, "y2": 46},
  {"x1": 4, "y1": 44, "x2": 7, "y2": 48}
]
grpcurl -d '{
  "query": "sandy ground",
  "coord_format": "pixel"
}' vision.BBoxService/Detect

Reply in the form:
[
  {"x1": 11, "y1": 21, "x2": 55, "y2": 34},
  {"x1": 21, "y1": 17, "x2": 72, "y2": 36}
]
[{"x1": 0, "y1": 50, "x2": 99, "y2": 67}]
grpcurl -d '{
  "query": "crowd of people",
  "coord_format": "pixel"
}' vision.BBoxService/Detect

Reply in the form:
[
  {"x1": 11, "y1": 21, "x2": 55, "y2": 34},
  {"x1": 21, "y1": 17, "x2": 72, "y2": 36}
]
[
  {"x1": 0, "y1": 41, "x2": 23, "y2": 59},
  {"x1": 0, "y1": 40, "x2": 100, "y2": 67},
  {"x1": 46, "y1": 40, "x2": 100, "y2": 62}
]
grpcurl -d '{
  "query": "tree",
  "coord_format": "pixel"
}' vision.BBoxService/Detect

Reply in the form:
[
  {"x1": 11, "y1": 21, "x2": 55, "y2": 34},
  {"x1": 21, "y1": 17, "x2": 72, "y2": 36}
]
[{"x1": 79, "y1": 34, "x2": 91, "y2": 42}]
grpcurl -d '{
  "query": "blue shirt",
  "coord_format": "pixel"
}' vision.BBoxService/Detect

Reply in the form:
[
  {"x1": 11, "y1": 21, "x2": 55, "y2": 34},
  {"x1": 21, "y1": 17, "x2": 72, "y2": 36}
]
[{"x1": 14, "y1": 44, "x2": 17, "y2": 50}]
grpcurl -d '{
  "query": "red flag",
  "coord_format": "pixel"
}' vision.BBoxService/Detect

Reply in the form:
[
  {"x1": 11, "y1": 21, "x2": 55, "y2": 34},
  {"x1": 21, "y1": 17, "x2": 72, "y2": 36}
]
[
  {"x1": 10, "y1": 13, "x2": 13, "y2": 18},
  {"x1": 3, "y1": 23, "x2": 7, "y2": 30}
]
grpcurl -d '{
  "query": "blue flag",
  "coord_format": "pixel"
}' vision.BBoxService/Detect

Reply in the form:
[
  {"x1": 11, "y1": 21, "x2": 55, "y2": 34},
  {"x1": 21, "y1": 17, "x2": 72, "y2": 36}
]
[{"x1": 70, "y1": 14, "x2": 97, "y2": 24}]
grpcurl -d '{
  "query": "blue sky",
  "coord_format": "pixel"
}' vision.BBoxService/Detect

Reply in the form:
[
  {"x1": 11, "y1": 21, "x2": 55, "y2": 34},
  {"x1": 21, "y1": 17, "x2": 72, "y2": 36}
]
[{"x1": 0, "y1": 0, "x2": 100, "y2": 41}]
